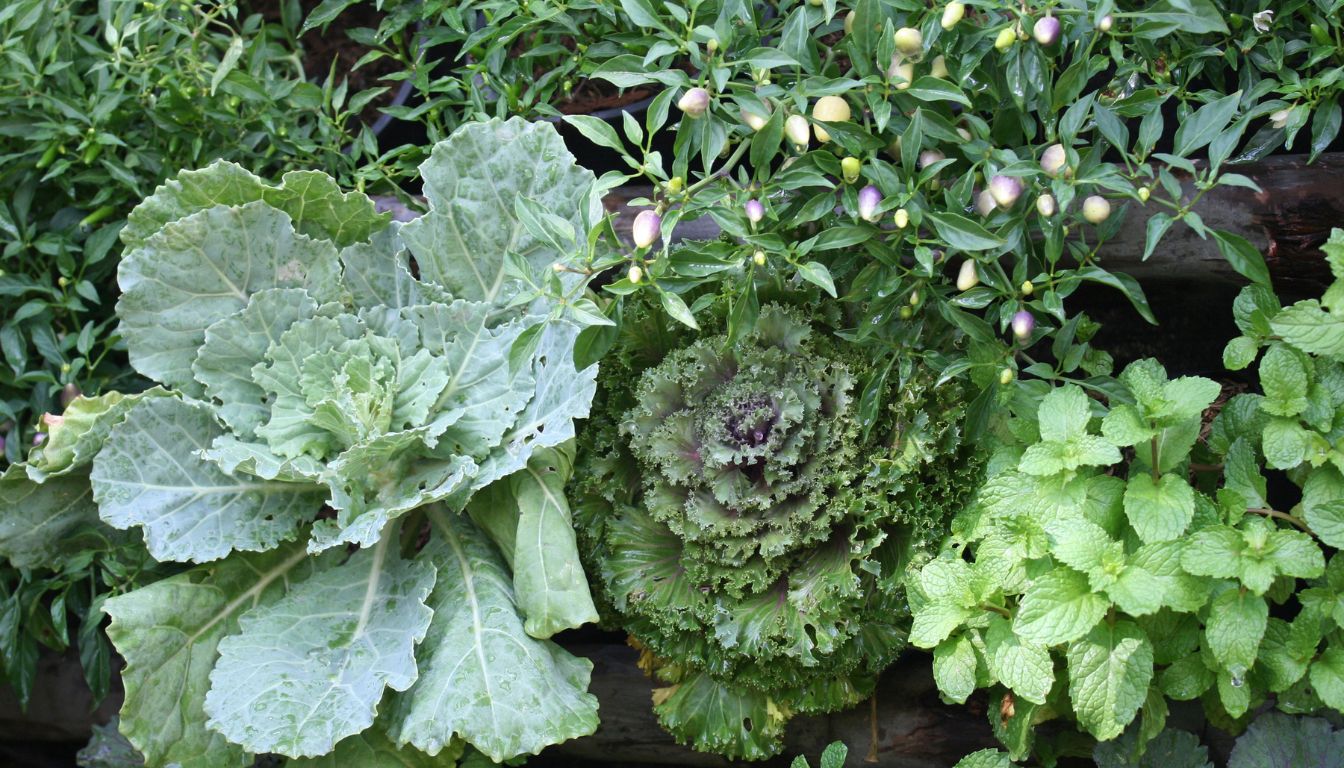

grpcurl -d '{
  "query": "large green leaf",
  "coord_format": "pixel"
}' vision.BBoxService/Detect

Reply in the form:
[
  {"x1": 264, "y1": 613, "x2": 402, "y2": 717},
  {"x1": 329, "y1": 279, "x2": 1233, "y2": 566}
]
[
  {"x1": 118, "y1": 202, "x2": 342, "y2": 394},
  {"x1": 90, "y1": 397, "x2": 325, "y2": 563},
  {"x1": 399, "y1": 118, "x2": 599, "y2": 302},
  {"x1": 467, "y1": 445, "x2": 599, "y2": 639},
  {"x1": 103, "y1": 543, "x2": 322, "y2": 768},
  {"x1": 313, "y1": 438, "x2": 477, "y2": 552},
  {"x1": 389, "y1": 509, "x2": 599, "y2": 761},
  {"x1": 341, "y1": 227, "x2": 445, "y2": 311},
  {"x1": 122, "y1": 160, "x2": 268, "y2": 251},
  {"x1": 471, "y1": 322, "x2": 597, "y2": 492},
  {"x1": 193, "y1": 288, "x2": 318, "y2": 438},
  {"x1": 409, "y1": 303, "x2": 537, "y2": 459},
  {"x1": 503, "y1": 452, "x2": 599, "y2": 637},
  {"x1": 252, "y1": 315, "x2": 363, "y2": 459},
  {"x1": 204, "y1": 535, "x2": 436, "y2": 758},
  {"x1": 652, "y1": 671, "x2": 786, "y2": 761},
  {"x1": 0, "y1": 466, "x2": 119, "y2": 569},
  {"x1": 286, "y1": 728, "x2": 462, "y2": 768},
  {"x1": 24, "y1": 389, "x2": 170, "y2": 482},
  {"x1": 123, "y1": 160, "x2": 388, "y2": 251},
  {"x1": 261, "y1": 170, "x2": 390, "y2": 246}
]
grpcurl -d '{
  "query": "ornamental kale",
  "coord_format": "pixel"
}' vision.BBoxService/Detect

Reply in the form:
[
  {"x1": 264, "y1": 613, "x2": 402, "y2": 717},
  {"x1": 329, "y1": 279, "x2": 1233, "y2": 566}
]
[
  {"x1": 573, "y1": 301, "x2": 982, "y2": 759},
  {"x1": 0, "y1": 119, "x2": 608, "y2": 767}
]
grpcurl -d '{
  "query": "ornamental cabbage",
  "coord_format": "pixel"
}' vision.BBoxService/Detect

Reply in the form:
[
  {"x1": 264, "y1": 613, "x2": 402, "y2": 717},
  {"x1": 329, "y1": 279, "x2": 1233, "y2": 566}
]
[
  {"x1": 572, "y1": 301, "x2": 983, "y2": 759},
  {"x1": 0, "y1": 119, "x2": 605, "y2": 767}
]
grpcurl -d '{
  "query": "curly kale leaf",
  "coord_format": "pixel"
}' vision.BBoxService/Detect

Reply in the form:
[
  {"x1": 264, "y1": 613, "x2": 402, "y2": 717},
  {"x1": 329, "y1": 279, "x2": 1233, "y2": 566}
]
[{"x1": 573, "y1": 301, "x2": 981, "y2": 758}]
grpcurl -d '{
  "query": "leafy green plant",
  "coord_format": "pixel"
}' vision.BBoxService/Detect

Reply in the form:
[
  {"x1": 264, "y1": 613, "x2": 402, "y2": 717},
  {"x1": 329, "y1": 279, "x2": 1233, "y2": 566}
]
[
  {"x1": 0, "y1": 119, "x2": 613, "y2": 766},
  {"x1": 959, "y1": 709, "x2": 1344, "y2": 767},
  {"x1": 570, "y1": 297, "x2": 982, "y2": 758},
  {"x1": 911, "y1": 230, "x2": 1344, "y2": 762},
  {"x1": 791, "y1": 740, "x2": 848, "y2": 768},
  {"x1": 0, "y1": 0, "x2": 388, "y2": 461}
]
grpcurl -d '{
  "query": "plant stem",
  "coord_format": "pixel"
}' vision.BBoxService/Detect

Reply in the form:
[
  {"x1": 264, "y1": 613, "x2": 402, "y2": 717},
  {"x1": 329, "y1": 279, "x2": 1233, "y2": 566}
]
[
  {"x1": 1247, "y1": 507, "x2": 1312, "y2": 534},
  {"x1": 1149, "y1": 436, "x2": 1160, "y2": 481},
  {"x1": 981, "y1": 603, "x2": 1012, "y2": 619}
]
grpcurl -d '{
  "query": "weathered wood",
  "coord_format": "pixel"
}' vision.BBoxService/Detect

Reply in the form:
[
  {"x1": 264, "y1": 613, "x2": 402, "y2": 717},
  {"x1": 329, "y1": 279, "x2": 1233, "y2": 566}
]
[
  {"x1": 0, "y1": 642, "x2": 994, "y2": 767},
  {"x1": 545, "y1": 643, "x2": 996, "y2": 768},
  {"x1": 593, "y1": 153, "x2": 1344, "y2": 293}
]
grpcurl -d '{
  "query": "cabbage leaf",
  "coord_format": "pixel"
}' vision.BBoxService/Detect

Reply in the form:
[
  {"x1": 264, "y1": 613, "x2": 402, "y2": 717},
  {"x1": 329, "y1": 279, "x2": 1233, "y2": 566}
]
[{"x1": 1, "y1": 118, "x2": 603, "y2": 767}]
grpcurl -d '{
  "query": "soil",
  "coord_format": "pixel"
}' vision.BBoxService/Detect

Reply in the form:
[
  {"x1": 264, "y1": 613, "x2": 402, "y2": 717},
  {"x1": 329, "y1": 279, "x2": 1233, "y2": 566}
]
[
  {"x1": 249, "y1": 0, "x2": 409, "y2": 127},
  {"x1": 555, "y1": 78, "x2": 657, "y2": 116}
]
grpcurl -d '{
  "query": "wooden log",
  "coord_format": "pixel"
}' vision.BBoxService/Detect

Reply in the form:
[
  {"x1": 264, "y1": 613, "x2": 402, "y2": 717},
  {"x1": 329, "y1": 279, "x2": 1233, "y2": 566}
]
[
  {"x1": 543, "y1": 643, "x2": 997, "y2": 768},
  {"x1": 592, "y1": 153, "x2": 1344, "y2": 294},
  {"x1": 0, "y1": 641, "x2": 994, "y2": 767}
]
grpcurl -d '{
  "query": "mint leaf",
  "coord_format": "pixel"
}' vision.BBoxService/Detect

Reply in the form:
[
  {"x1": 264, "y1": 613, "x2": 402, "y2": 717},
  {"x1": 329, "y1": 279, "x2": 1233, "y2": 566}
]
[
  {"x1": 1038, "y1": 385, "x2": 1094, "y2": 443},
  {"x1": 1271, "y1": 300, "x2": 1344, "y2": 361},
  {"x1": 1066, "y1": 620, "x2": 1154, "y2": 741},
  {"x1": 1260, "y1": 344, "x2": 1310, "y2": 417},
  {"x1": 1307, "y1": 500, "x2": 1344, "y2": 548},
  {"x1": 1160, "y1": 654, "x2": 1214, "y2": 700},
  {"x1": 985, "y1": 617, "x2": 1054, "y2": 705},
  {"x1": 1262, "y1": 528, "x2": 1325, "y2": 580},
  {"x1": 1224, "y1": 336, "x2": 1260, "y2": 371},
  {"x1": 1310, "y1": 647, "x2": 1344, "y2": 711},
  {"x1": 1124, "y1": 473, "x2": 1196, "y2": 543},
  {"x1": 917, "y1": 557, "x2": 977, "y2": 605},
  {"x1": 1224, "y1": 439, "x2": 1268, "y2": 508},
  {"x1": 1262, "y1": 417, "x2": 1311, "y2": 469},
  {"x1": 911, "y1": 601, "x2": 975, "y2": 649},
  {"x1": 1106, "y1": 565, "x2": 1165, "y2": 617},
  {"x1": 1130, "y1": 541, "x2": 1208, "y2": 613},
  {"x1": 1205, "y1": 588, "x2": 1267, "y2": 672},
  {"x1": 1183, "y1": 521, "x2": 1321, "y2": 594},
  {"x1": 1181, "y1": 525, "x2": 1244, "y2": 580},
  {"x1": 933, "y1": 634, "x2": 979, "y2": 704},
  {"x1": 1209, "y1": 397, "x2": 1268, "y2": 456},
  {"x1": 1156, "y1": 376, "x2": 1222, "y2": 423},
  {"x1": 953, "y1": 750, "x2": 1013, "y2": 768},
  {"x1": 1046, "y1": 519, "x2": 1120, "y2": 577},
  {"x1": 1258, "y1": 618, "x2": 1317, "y2": 693},
  {"x1": 1102, "y1": 404, "x2": 1154, "y2": 447},
  {"x1": 1013, "y1": 569, "x2": 1108, "y2": 645}
]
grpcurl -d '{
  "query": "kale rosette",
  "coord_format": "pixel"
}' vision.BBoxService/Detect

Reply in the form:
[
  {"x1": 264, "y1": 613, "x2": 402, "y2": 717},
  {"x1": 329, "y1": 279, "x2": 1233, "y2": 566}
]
[{"x1": 572, "y1": 302, "x2": 983, "y2": 759}]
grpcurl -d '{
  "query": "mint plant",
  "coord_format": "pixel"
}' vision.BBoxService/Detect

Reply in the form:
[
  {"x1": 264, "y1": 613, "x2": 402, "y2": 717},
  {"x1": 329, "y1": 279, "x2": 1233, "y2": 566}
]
[
  {"x1": 958, "y1": 709, "x2": 1344, "y2": 767},
  {"x1": 0, "y1": 119, "x2": 613, "y2": 766},
  {"x1": 911, "y1": 231, "x2": 1344, "y2": 761}
]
